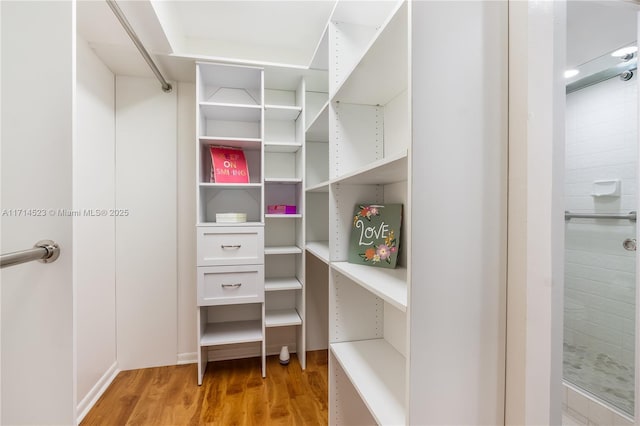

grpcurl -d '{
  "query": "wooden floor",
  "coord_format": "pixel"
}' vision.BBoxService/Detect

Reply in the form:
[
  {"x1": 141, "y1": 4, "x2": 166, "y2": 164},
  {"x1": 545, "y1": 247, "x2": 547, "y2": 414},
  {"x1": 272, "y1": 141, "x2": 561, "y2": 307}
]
[{"x1": 81, "y1": 350, "x2": 328, "y2": 426}]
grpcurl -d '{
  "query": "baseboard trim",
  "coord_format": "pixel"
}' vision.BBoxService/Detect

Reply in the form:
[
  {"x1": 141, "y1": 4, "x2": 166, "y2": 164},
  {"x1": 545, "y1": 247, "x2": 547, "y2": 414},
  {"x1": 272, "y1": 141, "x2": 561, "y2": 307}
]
[
  {"x1": 177, "y1": 352, "x2": 198, "y2": 365},
  {"x1": 204, "y1": 343, "x2": 298, "y2": 362},
  {"x1": 76, "y1": 361, "x2": 120, "y2": 424},
  {"x1": 266, "y1": 343, "x2": 297, "y2": 357}
]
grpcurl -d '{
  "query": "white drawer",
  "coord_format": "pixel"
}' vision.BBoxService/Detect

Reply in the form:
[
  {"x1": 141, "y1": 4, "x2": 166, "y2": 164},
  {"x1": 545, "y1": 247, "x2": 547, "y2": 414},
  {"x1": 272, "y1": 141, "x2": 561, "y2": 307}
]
[
  {"x1": 197, "y1": 265, "x2": 264, "y2": 306},
  {"x1": 197, "y1": 226, "x2": 264, "y2": 266}
]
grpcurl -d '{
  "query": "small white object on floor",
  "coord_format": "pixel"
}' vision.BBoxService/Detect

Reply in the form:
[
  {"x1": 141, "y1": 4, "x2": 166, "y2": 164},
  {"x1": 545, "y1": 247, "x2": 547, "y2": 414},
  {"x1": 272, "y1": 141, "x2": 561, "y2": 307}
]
[{"x1": 279, "y1": 345, "x2": 290, "y2": 365}]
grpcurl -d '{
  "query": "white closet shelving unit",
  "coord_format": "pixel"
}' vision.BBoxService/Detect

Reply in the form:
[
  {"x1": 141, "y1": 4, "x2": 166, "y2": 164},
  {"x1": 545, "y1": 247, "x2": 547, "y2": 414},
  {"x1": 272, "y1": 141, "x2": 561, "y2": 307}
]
[
  {"x1": 304, "y1": 95, "x2": 330, "y2": 264},
  {"x1": 305, "y1": 30, "x2": 330, "y2": 264},
  {"x1": 327, "y1": 1, "x2": 410, "y2": 424},
  {"x1": 320, "y1": 1, "x2": 508, "y2": 424},
  {"x1": 303, "y1": 22, "x2": 331, "y2": 357},
  {"x1": 192, "y1": 0, "x2": 506, "y2": 422},
  {"x1": 195, "y1": 62, "x2": 266, "y2": 385},
  {"x1": 263, "y1": 71, "x2": 306, "y2": 369}
]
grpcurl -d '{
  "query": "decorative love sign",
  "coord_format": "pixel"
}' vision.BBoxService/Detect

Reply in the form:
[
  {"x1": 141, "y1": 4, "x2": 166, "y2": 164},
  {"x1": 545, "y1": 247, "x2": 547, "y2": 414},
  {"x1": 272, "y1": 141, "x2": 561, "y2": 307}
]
[{"x1": 348, "y1": 204, "x2": 402, "y2": 269}]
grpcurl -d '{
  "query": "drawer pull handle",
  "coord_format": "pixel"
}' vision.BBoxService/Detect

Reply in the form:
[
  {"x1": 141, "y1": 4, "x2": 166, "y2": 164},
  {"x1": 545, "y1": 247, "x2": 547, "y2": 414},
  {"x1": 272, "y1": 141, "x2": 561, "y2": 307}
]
[
  {"x1": 221, "y1": 244, "x2": 241, "y2": 249},
  {"x1": 221, "y1": 283, "x2": 242, "y2": 289}
]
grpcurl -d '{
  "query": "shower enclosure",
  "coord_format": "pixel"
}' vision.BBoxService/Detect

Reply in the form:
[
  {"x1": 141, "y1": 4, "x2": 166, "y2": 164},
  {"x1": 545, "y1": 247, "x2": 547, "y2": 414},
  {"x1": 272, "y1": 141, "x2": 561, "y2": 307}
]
[{"x1": 564, "y1": 43, "x2": 638, "y2": 421}]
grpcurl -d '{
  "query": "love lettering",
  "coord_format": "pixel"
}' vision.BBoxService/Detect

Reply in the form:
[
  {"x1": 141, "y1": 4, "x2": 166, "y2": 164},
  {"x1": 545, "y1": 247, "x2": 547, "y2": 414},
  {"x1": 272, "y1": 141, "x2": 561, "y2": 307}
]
[{"x1": 355, "y1": 219, "x2": 389, "y2": 246}]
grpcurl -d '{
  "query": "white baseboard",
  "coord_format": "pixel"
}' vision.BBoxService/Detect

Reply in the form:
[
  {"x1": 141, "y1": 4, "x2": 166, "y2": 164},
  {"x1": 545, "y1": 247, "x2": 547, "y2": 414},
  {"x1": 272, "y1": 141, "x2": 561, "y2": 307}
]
[
  {"x1": 204, "y1": 342, "x2": 297, "y2": 362},
  {"x1": 177, "y1": 352, "x2": 198, "y2": 365},
  {"x1": 76, "y1": 362, "x2": 120, "y2": 424},
  {"x1": 206, "y1": 345, "x2": 262, "y2": 361},
  {"x1": 266, "y1": 343, "x2": 297, "y2": 357}
]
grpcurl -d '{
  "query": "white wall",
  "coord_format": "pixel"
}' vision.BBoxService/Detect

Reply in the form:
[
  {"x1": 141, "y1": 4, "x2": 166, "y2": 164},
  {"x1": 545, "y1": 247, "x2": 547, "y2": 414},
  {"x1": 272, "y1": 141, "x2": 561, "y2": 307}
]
[
  {"x1": 409, "y1": 1, "x2": 507, "y2": 424},
  {"x1": 506, "y1": 1, "x2": 566, "y2": 424},
  {"x1": 115, "y1": 76, "x2": 178, "y2": 369},
  {"x1": 1, "y1": 1, "x2": 75, "y2": 423},
  {"x1": 75, "y1": 36, "x2": 117, "y2": 419},
  {"x1": 177, "y1": 81, "x2": 197, "y2": 361},
  {"x1": 564, "y1": 75, "x2": 637, "y2": 411}
]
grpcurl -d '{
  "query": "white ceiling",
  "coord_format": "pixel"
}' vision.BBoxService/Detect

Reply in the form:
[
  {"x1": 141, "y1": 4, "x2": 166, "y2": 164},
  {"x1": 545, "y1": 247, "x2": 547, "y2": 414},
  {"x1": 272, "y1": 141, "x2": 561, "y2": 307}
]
[
  {"x1": 77, "y1": 0, "x2": 336, "y2": 83},
  {"x1": 567, "y1": 0, "x2": 639, "y2": 68},
  {"x1": 77, "y1": 0, "x2": 640, "y2": 83}
]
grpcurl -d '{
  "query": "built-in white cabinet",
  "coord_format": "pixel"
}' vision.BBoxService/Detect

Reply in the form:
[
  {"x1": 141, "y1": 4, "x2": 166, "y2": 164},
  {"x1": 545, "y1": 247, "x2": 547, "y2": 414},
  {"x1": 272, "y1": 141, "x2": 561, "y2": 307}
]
[
  {"x1": 325, "y1": 1, "x2": 410, "y2": 424},
  {"x1": 195, "y1": 4, "x2": 506, "y2": 420},
  {"x1": 195, "y1": 62, "x2": 266, "y2": 385},
  {"x1": 263, "y1": 72, "x2": 307, "y2": 369},
  {"x1": 195, "y1": 62, "x2": 316, "y2": 381},
  {"x1": 319, "y1": 1, "x2": 507, "y2": 424}
]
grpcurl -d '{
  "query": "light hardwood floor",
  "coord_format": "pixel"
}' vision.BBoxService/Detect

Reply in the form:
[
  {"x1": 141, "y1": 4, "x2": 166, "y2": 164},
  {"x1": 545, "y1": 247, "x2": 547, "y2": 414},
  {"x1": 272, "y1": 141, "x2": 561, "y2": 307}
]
[{"x1": 81, "y1": 350, "x2": 328, "y2": 425}]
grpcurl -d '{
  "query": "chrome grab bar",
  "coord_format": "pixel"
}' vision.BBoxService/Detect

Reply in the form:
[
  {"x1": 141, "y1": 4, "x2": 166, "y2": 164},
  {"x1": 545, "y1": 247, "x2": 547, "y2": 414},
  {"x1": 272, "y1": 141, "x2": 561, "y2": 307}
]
[
  {"x1": 1, "y1": 240, "x2": 60, "y2": 269},
  {"x1": 565, "y1": 211, "x2": 637, "y2": 222}
]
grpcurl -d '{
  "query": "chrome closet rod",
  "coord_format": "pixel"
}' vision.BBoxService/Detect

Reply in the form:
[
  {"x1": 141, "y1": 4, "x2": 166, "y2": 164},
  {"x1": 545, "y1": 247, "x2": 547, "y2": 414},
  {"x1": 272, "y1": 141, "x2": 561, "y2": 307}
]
[
  {"x1": 564, "y1": 211, "x2": 637, "y2": 222},
  {"x1": 1, "y1": 240, "x2": 60, "y2": 269},
  {"x1": 106, "y1": 0, "x2": 172, "y2": 93}
]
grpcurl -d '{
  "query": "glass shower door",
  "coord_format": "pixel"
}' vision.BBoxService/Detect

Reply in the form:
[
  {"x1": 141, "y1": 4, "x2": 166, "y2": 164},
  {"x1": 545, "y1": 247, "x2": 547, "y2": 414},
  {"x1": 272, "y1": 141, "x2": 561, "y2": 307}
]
[{"x1": 564, "y1": 43, "x2": 638, "y2": 418}]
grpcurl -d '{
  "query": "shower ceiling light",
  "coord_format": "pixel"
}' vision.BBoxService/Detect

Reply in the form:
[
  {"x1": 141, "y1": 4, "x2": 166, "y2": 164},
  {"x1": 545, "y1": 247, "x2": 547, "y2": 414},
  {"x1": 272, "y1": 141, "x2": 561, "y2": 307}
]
[
  {"x1": 611, "y1": 46, "x2": 638, "y2": 58},
  {"x1": 564, "y1": 69, "x2": 579, "y2": 79}
]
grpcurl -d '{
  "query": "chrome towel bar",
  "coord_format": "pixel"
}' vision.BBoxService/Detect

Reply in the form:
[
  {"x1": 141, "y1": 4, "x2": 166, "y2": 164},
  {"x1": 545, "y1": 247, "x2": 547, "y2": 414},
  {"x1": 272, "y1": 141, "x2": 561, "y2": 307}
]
[
  {"x1": 565, "y1": 211, "x2": 637, "y2": 222},
  {"x1": 1, "y1": 240, "x2": 60, "y2": 269}
]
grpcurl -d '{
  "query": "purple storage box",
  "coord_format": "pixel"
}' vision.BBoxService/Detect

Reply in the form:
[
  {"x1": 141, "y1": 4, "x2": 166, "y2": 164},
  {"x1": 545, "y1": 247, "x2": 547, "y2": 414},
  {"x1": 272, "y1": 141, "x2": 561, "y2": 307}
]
[{"x1": 268, "y1": 205, "x2": 297, "y2": 214}]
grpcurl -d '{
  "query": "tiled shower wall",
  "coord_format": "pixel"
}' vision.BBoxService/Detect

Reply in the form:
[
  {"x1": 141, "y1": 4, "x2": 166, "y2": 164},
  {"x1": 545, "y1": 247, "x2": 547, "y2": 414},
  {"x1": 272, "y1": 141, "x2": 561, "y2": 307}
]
[{"x1": 564, "y1": 74, "x2": 637, "y2": 415}]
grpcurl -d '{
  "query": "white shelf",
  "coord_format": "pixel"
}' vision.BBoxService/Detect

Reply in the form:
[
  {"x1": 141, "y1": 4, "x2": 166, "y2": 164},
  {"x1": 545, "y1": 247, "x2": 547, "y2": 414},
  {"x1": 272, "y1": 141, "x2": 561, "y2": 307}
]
[
  {"x1": 265, "y1": 309, "x2": 302, "y2": 327},
  {"x1": 332, "y1": 2, "x2": 408, "y2": 106},
  {"x1": 305, "y1": 100, "x2": 329, "y2": 141},
  {"x1": 199, "y1": 182, "x2": 262, "y2": 188},
  {"x1": 305, "y1": 241, "x2": 329, "y2": 264},
  {"x1": 331, "y1": 262, "x2": 407, "y2": 312},
  {"x1": 200, "y1": 320, "x2": 263, "y2": 347},
  {"x1": 331, "y1": 150, "x2": 407, "y2": 186},
  {"x1": 264, "y1": 141, "x2": 302, "y2": 153},
  {"x1": 197, "y1": 221, "x2": 264, "y2": 228},
  {"x1": 330, "y1": 339, "x2": 405, "y2": 426},
  {"x1": 265, "y1": 246, "x2": 303, "y2": 255},
  {"x1": 264, "y1": 104, "x2": 302, "y2": 121},
  {"x1": 265, "y1": 277, "x2": 303, "y2": 292},
  {"x1": 200, "y1": 102, "x2": 262, "y2": 122},
  {"x1": 265, "y1": 214, "x2": 302, "y2": 219},
  {"x1": 306, "y1": 181, "x2": 329, "y2": 193},
  {"x1": 264, "y1": 177, "x2": 303, "y2": 184},
  {"x1": 199, "y1": 137, "x2": 261, "y2": 150}
]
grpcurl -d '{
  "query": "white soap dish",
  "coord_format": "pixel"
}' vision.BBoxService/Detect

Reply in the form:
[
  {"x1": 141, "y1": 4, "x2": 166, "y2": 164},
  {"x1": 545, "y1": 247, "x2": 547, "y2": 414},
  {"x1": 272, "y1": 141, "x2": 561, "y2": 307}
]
[{"x1": 591, "y1": 180, "x2": 620, "y2": 197}]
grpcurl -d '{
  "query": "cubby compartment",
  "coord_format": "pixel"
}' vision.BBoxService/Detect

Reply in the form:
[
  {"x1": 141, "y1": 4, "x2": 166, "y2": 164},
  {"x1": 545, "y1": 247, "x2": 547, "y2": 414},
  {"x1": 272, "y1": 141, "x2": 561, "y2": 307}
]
[
  {"x1": 305, "y1": 192, "x2": 329, "y2": 262},
  {"x1": 199, "y1": 142, "x2": 262, "y2": 184},
  {"x1": 264, "y1": 181, "x2": 303, "y2": 218},
  {"x1": 329, "y1": 95, "x2": 409, "y2": 181},
  {"x1": 264, "y1": 150, "x2": 303, "y2": 181},
  {"x1": 199, "y1": 110, "x2": 261, "y2": 140},
  {"x1": 198, "y1": 186, "x2": 262, "y2": 225},
  {"x1": 197, "y1": 303, "x2": 265, "y2": 385},
  {"x1": 265, "y1": 214, "x2": 303, "y2": 253},
  {"x1": 306, "y1": 142, "x2": 329, "y2": 191},
  {"x1": 198, "y1": 63, "x2": 262, "y2": 106}
]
